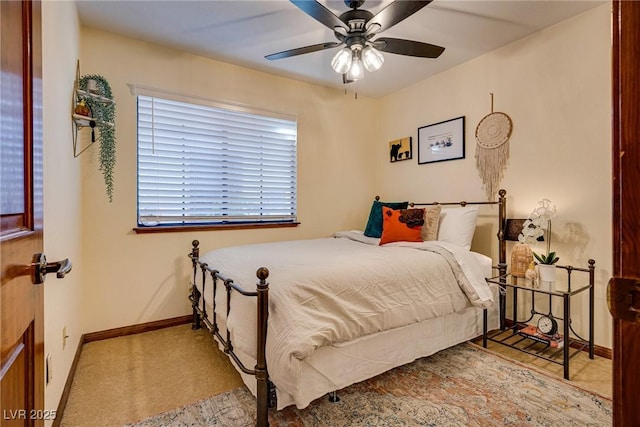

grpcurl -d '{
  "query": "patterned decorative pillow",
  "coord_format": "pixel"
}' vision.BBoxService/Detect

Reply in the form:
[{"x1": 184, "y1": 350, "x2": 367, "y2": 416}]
[
  {"x1": 364, "y1": 200, "x2": 409, "y2": 238},
  {"x1": 421, "y1": 205, "x2": 442, "y2": 241},
  {"x1": 379, "y1": 207, "x2": 425, "y2": 245}
]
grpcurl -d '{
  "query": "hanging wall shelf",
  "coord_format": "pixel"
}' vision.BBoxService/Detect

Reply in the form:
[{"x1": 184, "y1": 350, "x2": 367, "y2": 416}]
[
  {"x1": 71, "y1": 59, "x2": 118, "y2": 202},
  {"x1": 72, "y1": 60, "x2": 115, "y2": 158}
]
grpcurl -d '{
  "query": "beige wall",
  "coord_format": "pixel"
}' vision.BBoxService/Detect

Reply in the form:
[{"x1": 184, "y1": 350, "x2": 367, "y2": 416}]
[
  {"x1": 41, "y1": 0, "x2": 83, "y2": 421},
  {"x1": 73, "y1": 5, "x2": 612, "y2": 345},
  {"x1": 78, "y1": 28, "x2": 379, "y2": 333},
  {"x1": 378, "y1": 4, "x2": 612, "y2": 347}
]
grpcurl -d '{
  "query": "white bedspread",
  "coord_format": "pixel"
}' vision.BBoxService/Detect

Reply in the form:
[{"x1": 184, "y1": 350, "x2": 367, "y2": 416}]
[{"x1": 198, "y1": 231, "x2": 494, "y2": 398}]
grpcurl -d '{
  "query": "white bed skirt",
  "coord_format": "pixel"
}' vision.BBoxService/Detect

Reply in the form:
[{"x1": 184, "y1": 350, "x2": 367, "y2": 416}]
[
  {"x1": 195, "y1": 253, "x2": 500, "y2": 410},
  {"x1": 233, "y1": 288, "x2": 499, "y2": 410}
]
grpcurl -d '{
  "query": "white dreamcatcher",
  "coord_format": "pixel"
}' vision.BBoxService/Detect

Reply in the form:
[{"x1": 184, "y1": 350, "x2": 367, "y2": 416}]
[{"x1": 475, "y1": 93, "x2": 513, "y2": 201}]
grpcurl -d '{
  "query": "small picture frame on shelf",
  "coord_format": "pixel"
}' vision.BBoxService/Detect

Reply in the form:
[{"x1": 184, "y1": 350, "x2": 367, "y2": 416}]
[
  {"x1": 388, "y1": 136, "x2": 412, "y2": 162},
  {"x1": 418, "y1": 116, "x2": 465, "y2": 164}
]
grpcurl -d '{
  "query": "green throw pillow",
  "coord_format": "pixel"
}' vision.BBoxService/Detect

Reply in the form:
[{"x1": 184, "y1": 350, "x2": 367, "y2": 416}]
[{"x1": 363, "y1": 200, "x2": 409, "y2": 238}]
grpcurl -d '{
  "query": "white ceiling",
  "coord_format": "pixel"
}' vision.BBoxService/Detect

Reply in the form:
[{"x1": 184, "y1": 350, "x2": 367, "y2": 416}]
[{"x1": 75, "y1": 0, "x2": 605, "y2": 98}]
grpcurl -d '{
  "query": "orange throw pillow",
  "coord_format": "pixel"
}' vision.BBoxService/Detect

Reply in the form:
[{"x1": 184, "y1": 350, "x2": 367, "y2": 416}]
[{"x1": 379, "y1": 207, "x2": 425, "y2": 245}]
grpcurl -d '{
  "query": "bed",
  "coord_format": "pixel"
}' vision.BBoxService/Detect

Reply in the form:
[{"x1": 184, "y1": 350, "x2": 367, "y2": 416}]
[{"x1": 188, "y1": 190, "x2": 507, "y2": 426}]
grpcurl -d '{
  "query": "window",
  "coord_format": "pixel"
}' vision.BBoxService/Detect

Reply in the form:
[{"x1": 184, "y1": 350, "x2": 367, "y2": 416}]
[{"x1": 136, "y1": 91, "x2": 297, "y2": 228}]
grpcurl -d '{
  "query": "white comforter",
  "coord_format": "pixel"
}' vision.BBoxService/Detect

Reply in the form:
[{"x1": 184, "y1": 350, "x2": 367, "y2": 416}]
[{"x1": 198, "y1": 231, "x2": 494, "y2": 398}]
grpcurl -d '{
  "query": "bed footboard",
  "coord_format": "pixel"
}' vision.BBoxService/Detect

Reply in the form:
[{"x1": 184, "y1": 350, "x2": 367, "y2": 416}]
[{"x1": 188, "y1": 240, "x2": 272, "y2": 427}]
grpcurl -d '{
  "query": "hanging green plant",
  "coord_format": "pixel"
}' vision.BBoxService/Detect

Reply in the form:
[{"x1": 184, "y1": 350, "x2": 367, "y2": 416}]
[{"x1": 78, "y1": 74, "x2": 116, "y2": 201}]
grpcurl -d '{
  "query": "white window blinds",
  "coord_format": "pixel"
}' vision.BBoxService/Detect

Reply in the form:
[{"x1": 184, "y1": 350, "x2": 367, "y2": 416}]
[{"x1": 136, "y1": 94, "x2": 297, "y2": 226}]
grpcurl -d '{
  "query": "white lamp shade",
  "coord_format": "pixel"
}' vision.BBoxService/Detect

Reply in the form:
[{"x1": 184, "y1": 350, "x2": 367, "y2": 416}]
[
  {"x1": 331, "y1": 48, "x2": 353, "y2": 74},
  {"x1": 346, "y1": 54, "x2": 364, "y2": 81},
  {"x1": 362, "y1": 46, "x2": 384, "y2": 72}
]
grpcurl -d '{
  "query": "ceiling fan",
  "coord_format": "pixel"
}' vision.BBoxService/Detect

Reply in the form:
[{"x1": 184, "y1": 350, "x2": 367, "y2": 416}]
[{"x1": 265, "y1": 0, "x2": 445, "y2": 83}]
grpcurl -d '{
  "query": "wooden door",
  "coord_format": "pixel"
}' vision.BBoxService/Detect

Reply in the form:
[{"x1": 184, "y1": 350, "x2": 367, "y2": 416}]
[
  {"x1": 610, "y1": 1, "x2": 640, "y2": 426},
  {"x1": 1, "y1": 1, "x2": 44, "y2": 425}
]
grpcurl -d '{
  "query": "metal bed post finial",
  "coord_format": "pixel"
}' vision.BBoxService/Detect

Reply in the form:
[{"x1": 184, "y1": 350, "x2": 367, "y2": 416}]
[
  {"x1": 191, "y1": 239, "x2": 200, "y2": 259},
  {"x1": 255, "y1": 267, "x2": 270, "y2": 427}
]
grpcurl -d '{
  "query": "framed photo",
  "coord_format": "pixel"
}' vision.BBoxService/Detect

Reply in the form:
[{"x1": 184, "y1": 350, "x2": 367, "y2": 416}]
[
  {"x1": 388, "y1": 136, "x2": 412, "y2": 163},
  {"x1": 418, "y1": 116, "x2": 465, "y2": 164}
]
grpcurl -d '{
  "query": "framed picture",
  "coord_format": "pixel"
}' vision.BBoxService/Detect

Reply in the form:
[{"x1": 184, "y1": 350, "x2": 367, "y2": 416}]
[
  {"x1": 388, "y1": 136, "x2": 412, "y2": 162},
  {"x1": 418, "y1": 116, "x2": 465, "y2": 164}
]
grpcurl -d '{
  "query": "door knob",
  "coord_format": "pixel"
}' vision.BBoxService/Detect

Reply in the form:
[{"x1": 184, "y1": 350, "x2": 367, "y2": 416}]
[
  {"x1": 607, "y1": 276, "x2": 640, "y2": 323},
  {"x1": 31, "y1": 253, "x2": 72, "y2": 285}
]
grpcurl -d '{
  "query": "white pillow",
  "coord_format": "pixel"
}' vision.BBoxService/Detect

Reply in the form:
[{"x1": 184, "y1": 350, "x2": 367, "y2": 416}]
[{"x1": 437, "y1": 206, "x2": 479, "y2": 250}]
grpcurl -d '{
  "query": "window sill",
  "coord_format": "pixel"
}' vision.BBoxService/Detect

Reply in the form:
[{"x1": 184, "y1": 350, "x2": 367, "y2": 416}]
[{"x1": 133, "y1": 222, "x2": 300, "y2": 234}]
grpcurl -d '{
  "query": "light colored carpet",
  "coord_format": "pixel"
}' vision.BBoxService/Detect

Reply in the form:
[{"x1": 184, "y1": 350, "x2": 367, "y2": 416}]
[
  {"x1": 125, "y1": 343, "x2": 612, "y2": 426},
  {"x1": 60, "y1": 324, "x2": 243, "y2": 427},
  {"x1": 61, "y1": 324, "x2": 611, "y2": 426}
]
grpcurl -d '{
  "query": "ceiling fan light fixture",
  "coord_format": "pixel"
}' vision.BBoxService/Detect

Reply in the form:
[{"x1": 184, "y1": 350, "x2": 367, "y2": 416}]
[
  {"x1": 346, "y1": 50, "x2": 364, "y2": 81},
  {"x1": 268, "y1": 1, "x2": 444, "y2": 86},
  {"x1": 362, "y1": 45, "x2": 384, "y2": 72},
  {"x1": 331, "y1": 47, "x2": 353, "y2": 74}
]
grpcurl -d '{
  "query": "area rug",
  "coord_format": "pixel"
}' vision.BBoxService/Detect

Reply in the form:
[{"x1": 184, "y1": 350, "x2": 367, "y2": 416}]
[{"x1": 125, "y1": 343, "x2": 611, "y2": 426}]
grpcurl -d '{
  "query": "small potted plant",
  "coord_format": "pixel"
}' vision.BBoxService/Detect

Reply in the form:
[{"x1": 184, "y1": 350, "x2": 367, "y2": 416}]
[{"x1": 518, "y1": 199, "x2": 558, "y2": 284}]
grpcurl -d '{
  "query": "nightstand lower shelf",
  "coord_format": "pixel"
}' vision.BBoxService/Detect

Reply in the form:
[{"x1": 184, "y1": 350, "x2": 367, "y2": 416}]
[{"x1": 486, "y1": 324, "x2": 589, "y2": 367}]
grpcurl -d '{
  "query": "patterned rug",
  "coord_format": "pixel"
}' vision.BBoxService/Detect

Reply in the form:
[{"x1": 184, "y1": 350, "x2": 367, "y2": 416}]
[{"x1": 126, "y1": 343, "x2": 611, "y2": 426}]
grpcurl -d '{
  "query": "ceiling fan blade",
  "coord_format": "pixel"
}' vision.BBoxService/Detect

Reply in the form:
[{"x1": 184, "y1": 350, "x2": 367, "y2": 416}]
[
  {"x1": 366, "y1": 0, "x2": 432, "y2": 34},
  {"x1": 290, "y1": 0, "x2": 349, "y2": 32},
  {"x1": 265, "y1": 42, "x2": 342, "y2": 60},
  {"x1": 373, "y1": 37, "x2": 445, "y2": 58}
]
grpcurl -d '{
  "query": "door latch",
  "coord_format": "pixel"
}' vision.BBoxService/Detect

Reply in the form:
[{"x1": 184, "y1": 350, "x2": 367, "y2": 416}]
[{"x1": 607, "y1": 277, "x2": 640, "y2": 323}]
